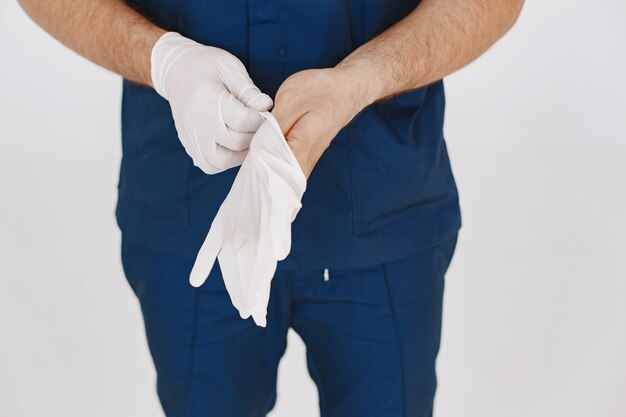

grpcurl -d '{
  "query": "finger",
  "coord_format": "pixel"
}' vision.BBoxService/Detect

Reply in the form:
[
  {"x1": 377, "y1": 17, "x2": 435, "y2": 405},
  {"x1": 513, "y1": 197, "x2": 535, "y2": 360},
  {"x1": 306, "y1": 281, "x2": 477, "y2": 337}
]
[
  {"x1": 187, "y1": 149, "x2": 222, "y2": 175},
  {"x1": 219, "y1": 91, "x2": 266, "y2": 133},
  {"x1": 215, "y1": 140, "x2": 248, "y2": 168},
  {"x1": 234, "y1": 243, "x2": 255, "y2": 321},
  {"x1": 197, "y1": 137, "x2": 247, "y2": 170},
  {"x1": 189, "y1": 223, "x2": 224, "y2": 287},
  {"x1": 192, "y1": 146, "x2": 246, "y2": 173},
  {"x1": 270, "y1": 80, "x2": 309, "y2": 136},
  {"x1": 241, "y1": 87, "x2": 274, "y2": 112},
  {"x1": 269, "y1": 193, "x2": 296, "y2": 260},
  {"x1": 217, "y1": 245, "x2": 249, "y2": 318},
  {"x1": 237, "y1": 257, "x2": 272, "y2": 327},
  {"x1": 271, "y1": 222, "x2": 292, "y2": 261},
  {"x1": 179, "y1": 113, "x2": 247, "y2": 172},
  {"x1": 246, "y1": 251, "x2": 276, "y2": 328},
  {"x1": 222, "y1": 71, "x2": 273, "y2": 111},
  {"x1": 217, "y1": 127, "x2": 254, "y2": 152},
  {"x1": 171, "y1": 112, "x2": 223, "y2": 174},
  {"x1": 271, "y1": 104, "x2": 307, "y2": 138},
  {"x1": 205, "y1": 144, "x2": 247, "y2": 171},
  {"x1": 251, "y1": 308, "x2": 267, "y2": 328}
]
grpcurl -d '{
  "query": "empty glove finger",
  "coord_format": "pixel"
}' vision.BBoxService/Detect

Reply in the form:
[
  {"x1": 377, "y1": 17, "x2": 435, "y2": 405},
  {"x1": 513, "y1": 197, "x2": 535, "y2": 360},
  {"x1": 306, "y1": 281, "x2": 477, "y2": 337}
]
[
  {"x1": 244, "y1": 246, "x2": 277, "y2": 328},
  {"x1": 262, "y1": 183, "x2": 293, "y2": 260},
  {"x1": 218, "y1": 245, "x2": 249, "y2": 319},
  {"x1": 190, "y1": 222, "x2": 225, "y2": 287}
]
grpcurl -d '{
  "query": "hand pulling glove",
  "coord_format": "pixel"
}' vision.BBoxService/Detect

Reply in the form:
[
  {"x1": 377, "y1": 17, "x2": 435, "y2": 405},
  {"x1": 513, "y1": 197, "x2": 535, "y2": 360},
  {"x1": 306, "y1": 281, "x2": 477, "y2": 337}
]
[
  {"x1": 151, "y1": 32, "x2": 273, "y2": 174},
  {"x1": 189, "y1": 112, "x2": 306, "y2": 327}
]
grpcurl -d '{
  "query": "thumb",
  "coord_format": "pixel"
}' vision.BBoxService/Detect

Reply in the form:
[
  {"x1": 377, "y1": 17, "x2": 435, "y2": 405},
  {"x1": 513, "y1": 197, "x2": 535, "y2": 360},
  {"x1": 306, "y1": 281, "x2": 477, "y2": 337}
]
[{"x1": 223, "y1": 71, "x2": 273, "y2": 112}]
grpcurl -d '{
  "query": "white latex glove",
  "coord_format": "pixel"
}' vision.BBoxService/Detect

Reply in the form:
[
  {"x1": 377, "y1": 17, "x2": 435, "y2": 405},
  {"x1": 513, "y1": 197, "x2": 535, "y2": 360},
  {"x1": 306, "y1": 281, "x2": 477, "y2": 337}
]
[
  {"x1": 189, "y1": 112, "x2": 306, "y2": 327},
  {"x1": 151, "y1": 32, "x2": 273, "y2": 174}
]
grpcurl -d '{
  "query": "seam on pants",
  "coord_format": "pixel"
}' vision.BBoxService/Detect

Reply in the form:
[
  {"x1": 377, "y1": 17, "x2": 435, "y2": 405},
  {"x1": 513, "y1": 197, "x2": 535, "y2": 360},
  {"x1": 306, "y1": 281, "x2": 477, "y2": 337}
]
[
  {"x1": 185, "y1": 289, "x2": 201, "y2": 417},
  {"x1": 290, "y1": 271, "x2": 329, "y2": 417},
  {"x1": 382, "y1": 263, "x2": 407, "y2": 417},
  {"x1": 305, "y1": 344, "x2": 328, "y2": 417}
]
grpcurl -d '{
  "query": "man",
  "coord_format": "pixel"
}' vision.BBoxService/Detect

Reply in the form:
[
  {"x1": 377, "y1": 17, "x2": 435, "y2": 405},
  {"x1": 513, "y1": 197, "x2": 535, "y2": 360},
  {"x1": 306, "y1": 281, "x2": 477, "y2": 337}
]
[{"x1": 19, "y1": 0, "x2": 523, "y2": 416}]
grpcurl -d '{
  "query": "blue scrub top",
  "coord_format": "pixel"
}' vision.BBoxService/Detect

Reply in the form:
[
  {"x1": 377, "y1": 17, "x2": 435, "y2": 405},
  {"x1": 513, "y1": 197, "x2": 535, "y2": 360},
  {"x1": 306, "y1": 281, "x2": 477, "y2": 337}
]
[{"x1": 116, "y1": 0, "x2": 461, "y2": 270}]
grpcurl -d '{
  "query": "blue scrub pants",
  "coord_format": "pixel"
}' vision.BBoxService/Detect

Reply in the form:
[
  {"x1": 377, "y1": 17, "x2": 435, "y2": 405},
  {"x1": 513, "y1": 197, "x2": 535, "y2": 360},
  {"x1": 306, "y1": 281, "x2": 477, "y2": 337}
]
[{"x1": 121, "y1": 235, "x2": 457, "y2": 417}]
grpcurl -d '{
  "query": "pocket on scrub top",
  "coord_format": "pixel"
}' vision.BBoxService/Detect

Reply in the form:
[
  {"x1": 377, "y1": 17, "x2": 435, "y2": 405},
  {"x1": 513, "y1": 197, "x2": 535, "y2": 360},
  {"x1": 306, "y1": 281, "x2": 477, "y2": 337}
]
[{"x1": 348, "y1": 87, "x2": 449, "y2": 235}]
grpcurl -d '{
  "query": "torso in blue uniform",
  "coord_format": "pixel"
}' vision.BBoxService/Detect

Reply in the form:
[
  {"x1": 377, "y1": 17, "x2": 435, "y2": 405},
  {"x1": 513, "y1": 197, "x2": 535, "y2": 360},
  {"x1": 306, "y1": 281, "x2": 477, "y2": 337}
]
[{"x1": 116, "y1": 0, "x2": 461, "y2": 270}]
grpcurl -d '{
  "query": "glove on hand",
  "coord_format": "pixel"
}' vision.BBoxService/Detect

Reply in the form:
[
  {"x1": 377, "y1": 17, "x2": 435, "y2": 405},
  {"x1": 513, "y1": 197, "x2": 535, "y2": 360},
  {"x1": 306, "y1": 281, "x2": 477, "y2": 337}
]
[
  {"x1": 151, "y1": 32, "x2": 273, "y2": 174},
  {"x1": 189, "y1": 112, "x2": 306, "y2": 327}
]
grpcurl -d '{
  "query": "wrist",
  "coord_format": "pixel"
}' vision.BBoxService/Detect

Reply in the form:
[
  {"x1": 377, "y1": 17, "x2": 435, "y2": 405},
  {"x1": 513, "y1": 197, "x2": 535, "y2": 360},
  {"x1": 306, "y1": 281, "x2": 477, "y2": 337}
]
[
  {"x1": 142, "y1": 27, "x2": 167, "y2": 88},
  {"x1": 334, "y1": 58, "x2": 385, "y2": 112},
  {"x1": 150, "y1": 32, "x2": 195, "y2": 98},
  {"x1": 288, "y1": 137, "x2": 322, "y2": 179}
]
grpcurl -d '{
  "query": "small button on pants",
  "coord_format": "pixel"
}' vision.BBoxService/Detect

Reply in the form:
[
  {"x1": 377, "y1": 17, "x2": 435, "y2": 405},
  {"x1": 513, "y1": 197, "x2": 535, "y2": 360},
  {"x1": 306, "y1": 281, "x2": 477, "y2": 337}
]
[{"x1": 121, "y1": 235, "x2": 457, "y2": 417}]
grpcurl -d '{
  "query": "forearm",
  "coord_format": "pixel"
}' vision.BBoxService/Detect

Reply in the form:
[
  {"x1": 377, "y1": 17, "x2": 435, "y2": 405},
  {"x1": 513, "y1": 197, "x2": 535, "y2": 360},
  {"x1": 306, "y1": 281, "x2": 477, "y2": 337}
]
[
  {"x1": 18, "y1": 0, "x2": 165, "y2": 86},
  {"x1": 337, "y1": 0, "x2": 524, "y2": 106}
]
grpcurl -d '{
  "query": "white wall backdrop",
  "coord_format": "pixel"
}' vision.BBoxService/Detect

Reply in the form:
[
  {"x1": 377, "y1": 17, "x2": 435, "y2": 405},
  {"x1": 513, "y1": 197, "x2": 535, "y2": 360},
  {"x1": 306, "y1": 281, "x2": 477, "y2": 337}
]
[{"x1": 1, "y1": 1, "x2": 625, "y2": 416}]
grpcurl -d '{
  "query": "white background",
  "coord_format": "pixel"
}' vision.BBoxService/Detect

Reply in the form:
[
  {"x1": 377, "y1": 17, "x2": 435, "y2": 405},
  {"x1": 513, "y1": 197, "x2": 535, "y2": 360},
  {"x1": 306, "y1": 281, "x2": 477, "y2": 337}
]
[{"x1": 1, "y1": 1, "x2": 625, "y2": 416}]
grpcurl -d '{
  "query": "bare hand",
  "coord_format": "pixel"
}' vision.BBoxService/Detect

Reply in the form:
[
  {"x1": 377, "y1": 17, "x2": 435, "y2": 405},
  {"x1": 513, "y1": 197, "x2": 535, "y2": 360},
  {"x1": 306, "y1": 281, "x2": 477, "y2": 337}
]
[{"x1": 271, "y1": 67, "x2": 372, "y2": 178}]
